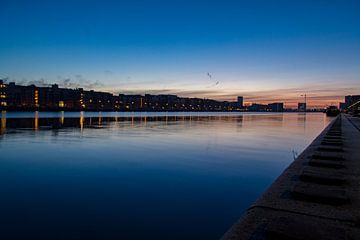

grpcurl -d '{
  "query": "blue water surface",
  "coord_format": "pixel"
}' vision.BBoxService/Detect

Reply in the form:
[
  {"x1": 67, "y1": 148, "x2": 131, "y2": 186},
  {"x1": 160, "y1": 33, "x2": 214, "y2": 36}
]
[{"x1": 0, "y1": 112, "x2": 331, "y2": 239}]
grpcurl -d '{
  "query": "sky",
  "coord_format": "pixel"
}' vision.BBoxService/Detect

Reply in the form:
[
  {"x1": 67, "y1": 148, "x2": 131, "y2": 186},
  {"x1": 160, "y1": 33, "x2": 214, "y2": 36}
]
[{"x1": 0, "y1": 0, "x2": 360, "y2": 108}]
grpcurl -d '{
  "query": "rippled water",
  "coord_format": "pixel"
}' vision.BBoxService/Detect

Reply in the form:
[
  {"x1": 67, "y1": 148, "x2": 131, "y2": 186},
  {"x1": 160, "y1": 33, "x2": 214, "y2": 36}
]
[{"x1": 0, "y1": 112, "x2": 331, "y2": 240}]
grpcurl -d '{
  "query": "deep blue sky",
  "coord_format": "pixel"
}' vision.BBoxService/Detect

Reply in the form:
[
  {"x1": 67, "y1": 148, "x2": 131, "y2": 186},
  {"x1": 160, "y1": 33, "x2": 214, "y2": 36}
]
[{"x1": 1, "y1": 0, "x2": 359, "y2": 107}]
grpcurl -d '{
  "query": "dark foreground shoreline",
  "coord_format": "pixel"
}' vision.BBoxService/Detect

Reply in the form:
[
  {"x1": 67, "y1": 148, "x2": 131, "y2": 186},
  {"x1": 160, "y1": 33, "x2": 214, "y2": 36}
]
[{"x1": 222, "y1": 114, "x2": 360, "y2": 240}]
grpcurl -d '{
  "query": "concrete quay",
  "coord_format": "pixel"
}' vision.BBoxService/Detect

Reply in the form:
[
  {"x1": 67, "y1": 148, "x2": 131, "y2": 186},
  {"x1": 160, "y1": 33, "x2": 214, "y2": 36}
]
[{"x1": 221, "y1": 114, "x2": 360, "y2": 240}]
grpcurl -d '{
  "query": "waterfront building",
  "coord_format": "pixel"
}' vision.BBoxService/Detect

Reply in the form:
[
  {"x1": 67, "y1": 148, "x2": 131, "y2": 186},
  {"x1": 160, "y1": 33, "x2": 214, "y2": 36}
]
[
  {"x1": 249, "y1": 103, "x2": 268, "y2": 112},
  {"x1": 268, "y1": 102, "x2": 284, "y2": 112},
  {"x1": 298, "y1": 102, "x2": 306, "y2": 112},
  {"x1": 5, "y1": 82, "x2": 38, "y2": 109},
  {"x1": 82, "y1": 89, "x2": 114, "y2": 111},
  {"x1": 0, "y1": 81, "x2": 313, "y2": 113},
  {"x1": 237, "y1": 96, "x2": 243, "y2": 108},
  {"x1": 0, "y1": 80, "x2": 6, "y2": 108},
  {"x1": 0, "y1": 81, "x2": 247, "y2": 112},
  {"x1": 345, "y1": 95, "x2": 360, "y2": 108}
]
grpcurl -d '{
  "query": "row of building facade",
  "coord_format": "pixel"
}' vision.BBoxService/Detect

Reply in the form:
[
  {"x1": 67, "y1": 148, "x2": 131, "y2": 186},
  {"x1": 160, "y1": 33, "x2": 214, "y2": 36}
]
[
  {"x1": 0, "y1": 80, "x2": 245, "y2": 111},
  {"x1": 0, "y1": 80, "x2": 288, "y2": 112}
]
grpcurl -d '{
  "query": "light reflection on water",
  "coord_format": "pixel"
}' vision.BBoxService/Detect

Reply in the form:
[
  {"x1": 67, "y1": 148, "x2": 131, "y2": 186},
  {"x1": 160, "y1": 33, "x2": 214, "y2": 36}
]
[{"x1": 0, "y1": 112, "x2": 331, "y2": 240}]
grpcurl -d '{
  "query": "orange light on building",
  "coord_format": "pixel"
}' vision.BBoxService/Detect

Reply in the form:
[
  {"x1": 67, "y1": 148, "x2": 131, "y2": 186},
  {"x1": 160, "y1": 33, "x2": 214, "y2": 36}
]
[
  {"x1": 34, "y1": 90, "x2": 39, "y2": 107},
  {"x1": 0, "y1": 83, "x2": 7, "y2": 107}
]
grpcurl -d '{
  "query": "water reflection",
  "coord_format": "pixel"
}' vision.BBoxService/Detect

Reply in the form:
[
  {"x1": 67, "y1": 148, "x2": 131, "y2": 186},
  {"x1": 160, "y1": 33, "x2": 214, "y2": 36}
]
[
  {"x1": 0, "y1": 112, "x2": 310, "y2": 133},
  {"x1": 80, "y1": 111, "x2": 84, "y2": 131},
  {"x1": 0, "y1": 112, "x2": 332, "y2": 240},
  {"x1": 1, "y1": 112, "x2": 258, "y2": 134},
  {"x1": 1, "y1": 111, "x2": 6, "y2": 134}
]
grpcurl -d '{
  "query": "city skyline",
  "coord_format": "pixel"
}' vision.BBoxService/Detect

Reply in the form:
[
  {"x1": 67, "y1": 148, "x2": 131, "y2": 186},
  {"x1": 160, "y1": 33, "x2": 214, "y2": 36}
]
[
  {"x1": 1, "y1": 0, "x2": 360, "y2": 108},
  {"x1": 2, "y1": 80, "x2": 358, "y2": 111}
]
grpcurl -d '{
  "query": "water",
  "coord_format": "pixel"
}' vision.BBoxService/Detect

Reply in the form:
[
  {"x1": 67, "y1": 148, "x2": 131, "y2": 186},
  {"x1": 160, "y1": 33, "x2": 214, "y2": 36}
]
[{"x1": 0, "y1": 112, "x2": 331, "y2": 240}]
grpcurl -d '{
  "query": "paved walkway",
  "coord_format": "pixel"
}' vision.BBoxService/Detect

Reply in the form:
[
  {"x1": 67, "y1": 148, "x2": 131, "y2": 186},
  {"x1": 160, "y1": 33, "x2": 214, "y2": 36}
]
[{"x1": 221, "y1": 114, "x2": 360, "y2": 240}]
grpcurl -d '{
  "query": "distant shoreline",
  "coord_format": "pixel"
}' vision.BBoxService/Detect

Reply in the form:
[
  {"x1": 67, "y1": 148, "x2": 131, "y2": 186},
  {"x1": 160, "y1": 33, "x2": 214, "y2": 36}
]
[{"x1": 1, "y1": 109, "x2": 324, "y2": 113}]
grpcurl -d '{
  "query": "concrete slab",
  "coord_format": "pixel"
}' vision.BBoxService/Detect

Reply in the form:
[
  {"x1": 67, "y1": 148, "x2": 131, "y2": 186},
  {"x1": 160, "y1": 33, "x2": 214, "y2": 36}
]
[
  {"x1": 321, "y1": 141, "x2": 342, "y2": 146},
  {"x1": 312, "y1": 151, "x2": 344, "y2": 160},
  {"x1": 321, "y1": 138, "x2": 342, "y2": 142},
  {"x1": 290, "y1": 182, "x2": 349, "y2": 205},
  {"x1": 323, "y1": 136, "x2": 343, "y2": 140},
  {"x1": 299, "y1": 168, "x2": 346, "y2": 185},
  {"x1": 328, "y1": 130, "x2": 342, "y2": 133},
  {"x1": 317, "y1": 145, "x2": 344, "y2": 152},
  {"x1": 264, "y1": 217, "x2": 347, "y2": 240},
  {"x1": 308, "y1": 159, "x2": 344, "y2": 168}
]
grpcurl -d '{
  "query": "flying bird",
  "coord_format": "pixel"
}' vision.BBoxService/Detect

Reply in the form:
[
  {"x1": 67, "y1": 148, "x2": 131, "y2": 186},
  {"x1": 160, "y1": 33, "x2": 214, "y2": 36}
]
[{"x1": 206, "y1": 72, "x2": 219, "y2": 87}]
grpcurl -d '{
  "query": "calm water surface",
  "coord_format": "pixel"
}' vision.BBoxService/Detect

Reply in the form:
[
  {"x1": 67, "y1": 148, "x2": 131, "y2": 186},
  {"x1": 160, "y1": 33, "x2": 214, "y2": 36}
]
[{"x1": 0, "y1": 112, "x2": 331, "y2": 239}]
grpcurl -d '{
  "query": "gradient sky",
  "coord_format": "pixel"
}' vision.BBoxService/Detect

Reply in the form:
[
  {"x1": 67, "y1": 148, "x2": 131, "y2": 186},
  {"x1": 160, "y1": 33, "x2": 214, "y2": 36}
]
[{"x1": 1, "y1": 0, "x2": 360, "y2": 108}]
